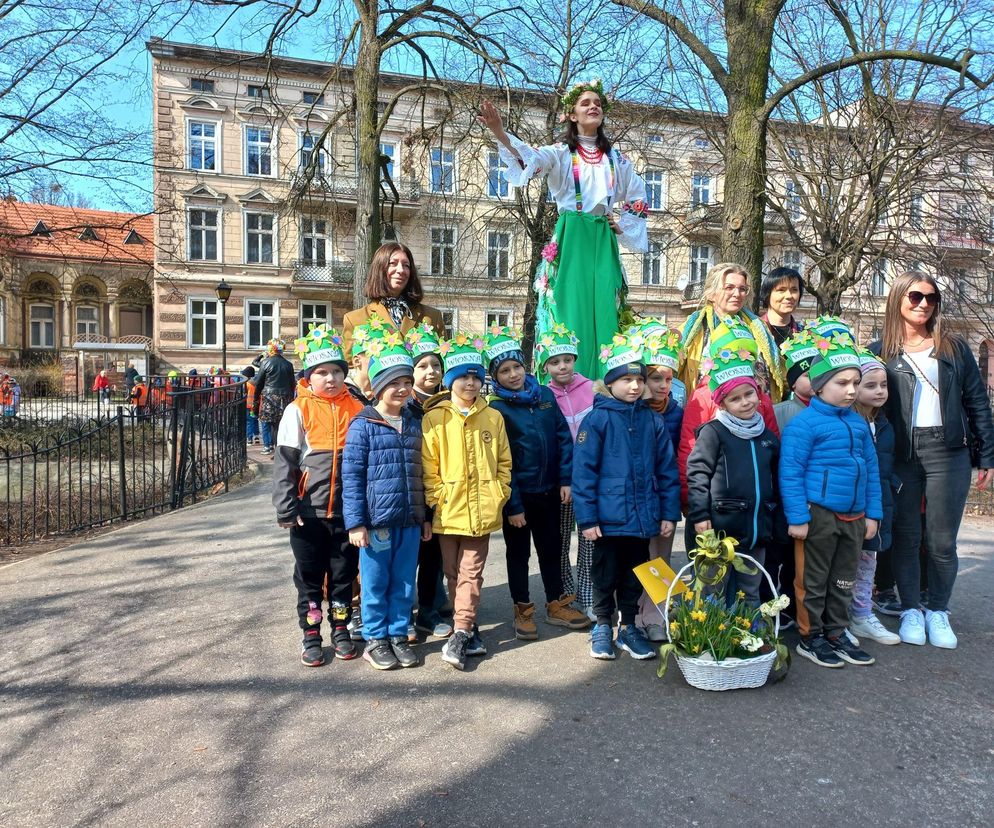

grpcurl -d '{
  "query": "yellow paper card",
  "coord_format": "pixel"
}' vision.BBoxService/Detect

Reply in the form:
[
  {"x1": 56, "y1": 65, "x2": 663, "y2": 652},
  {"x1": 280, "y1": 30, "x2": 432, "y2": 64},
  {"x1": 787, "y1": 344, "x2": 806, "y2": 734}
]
[{"x1": 634, "y1": 557, "x2": 687, "y2": 605}]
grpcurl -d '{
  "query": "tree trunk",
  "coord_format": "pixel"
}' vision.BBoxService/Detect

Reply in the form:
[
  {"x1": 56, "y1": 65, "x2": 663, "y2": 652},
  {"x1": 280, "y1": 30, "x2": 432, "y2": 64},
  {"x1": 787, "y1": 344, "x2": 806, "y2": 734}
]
[{"x1": 352, "y1": 9, "x2": 382, "y2": 309}]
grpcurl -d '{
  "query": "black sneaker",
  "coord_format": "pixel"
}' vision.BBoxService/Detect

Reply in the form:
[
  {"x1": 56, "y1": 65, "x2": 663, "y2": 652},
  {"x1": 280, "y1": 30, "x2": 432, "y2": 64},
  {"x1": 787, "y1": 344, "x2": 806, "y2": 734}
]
[
  {"x1": 363, "y1": 639, "x2": 399, "y2": 670},
  {"x1": 796, "y1": 635, "x2": 844, "y2": 668},
  {"x1": 466, "y1": 625, "x2": 487, "y2": 657},
  {"x1": 332, "y1": 625, "x2": 358, "y2": 660},
  {"x1": 390, "y1": 636, "x2": 420, "y2": 668},
  {"x1": 347, "y1": 607, "x2": 364, "y2": 642},
  {"x1": 441, "y1": 629, "x2": 471, "y2": 670},
  {"x1": 827, "y1": 634, "x2": 876, "y2": 665},
  {"x1": 300, "y1": 631, "x2": 324, "y2": 667},
  {"x1": 872, "y1": 589, "x2": 902, "y2": 617}
]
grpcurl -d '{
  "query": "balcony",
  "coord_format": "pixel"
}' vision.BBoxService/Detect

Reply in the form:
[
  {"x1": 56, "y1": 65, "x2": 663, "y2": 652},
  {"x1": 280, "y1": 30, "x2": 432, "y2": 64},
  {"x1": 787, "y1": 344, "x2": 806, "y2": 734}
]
[
  {"x1": 288, "y1": 171, "x2": 422, "y2": 211},
  {"x1": 291, "y1": 259, "x2": 354, "y2": 286},
  {"x1": 681, "y1": 281, "x2": 705, "y2": 307}
]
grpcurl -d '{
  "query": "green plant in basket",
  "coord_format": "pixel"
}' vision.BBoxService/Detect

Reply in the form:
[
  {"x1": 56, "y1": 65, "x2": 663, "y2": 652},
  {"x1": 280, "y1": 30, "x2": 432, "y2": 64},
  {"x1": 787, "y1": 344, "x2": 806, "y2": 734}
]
[{"x1": 658, "y1": 529, "x2": 791, "y2": 680}]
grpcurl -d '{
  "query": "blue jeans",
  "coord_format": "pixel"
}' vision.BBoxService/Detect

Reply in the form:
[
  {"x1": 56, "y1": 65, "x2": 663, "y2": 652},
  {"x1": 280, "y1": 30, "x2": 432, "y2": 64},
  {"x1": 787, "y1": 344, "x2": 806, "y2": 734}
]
[
  {"x1": 359, "y1": 525, "x2": 420, "y2": 639},
  {"x1": 246, "y1": 414, "x2": 259, "y2": 441},
  {"x1": 261, "y1": 419, "x2": 273, "y2": 449},
  {"x1": 891, "y1": 429, "x2": 972, "y2": 612}
]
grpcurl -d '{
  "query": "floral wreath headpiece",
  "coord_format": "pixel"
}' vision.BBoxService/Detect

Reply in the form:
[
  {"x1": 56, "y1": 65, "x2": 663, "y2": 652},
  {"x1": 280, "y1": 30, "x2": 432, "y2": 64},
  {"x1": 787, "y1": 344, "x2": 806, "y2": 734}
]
[{"x1": 560, "y1": 79, "x2": 611, "y2": 118}]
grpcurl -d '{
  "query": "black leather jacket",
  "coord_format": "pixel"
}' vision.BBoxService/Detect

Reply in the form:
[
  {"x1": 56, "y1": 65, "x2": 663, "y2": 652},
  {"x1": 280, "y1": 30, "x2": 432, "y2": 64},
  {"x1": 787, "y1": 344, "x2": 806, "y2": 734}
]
[
  {"x1": 870, "y1": 338, "x2": 994, "y2": 468},
  {"x1": 254, "y1": 354, "x2": 296, "y2": 404}
]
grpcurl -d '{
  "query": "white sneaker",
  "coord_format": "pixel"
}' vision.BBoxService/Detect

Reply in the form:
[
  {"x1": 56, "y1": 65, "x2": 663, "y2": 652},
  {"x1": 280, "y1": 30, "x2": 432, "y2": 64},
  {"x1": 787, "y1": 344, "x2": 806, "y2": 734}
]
[
  {"x1": 844, "y1": 628, "x2": 860, "y2": 647},
  {"x1": 849, "y1": 614, "x2": 901, "y2": 645},
  {"x1": 899, "y1": 608, "x2": 927, "y2": 645},
  {"x1": 641, "y1": 623, "x2": 666, "y2": 642},
  {"x1": 925, "y1": 609, "x2": 958, "y2": 649}
]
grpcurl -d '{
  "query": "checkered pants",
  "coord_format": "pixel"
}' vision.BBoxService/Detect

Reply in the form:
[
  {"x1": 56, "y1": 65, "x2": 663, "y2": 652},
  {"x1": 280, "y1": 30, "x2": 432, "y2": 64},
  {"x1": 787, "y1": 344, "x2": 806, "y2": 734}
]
[{"x1": 559, "y1": 501, "x2": 594, "y2": 609}]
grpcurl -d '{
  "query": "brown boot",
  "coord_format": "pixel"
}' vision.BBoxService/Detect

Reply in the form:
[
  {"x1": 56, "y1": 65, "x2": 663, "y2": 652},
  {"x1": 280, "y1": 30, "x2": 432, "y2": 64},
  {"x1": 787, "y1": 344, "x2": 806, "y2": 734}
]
[
  {"x1": 514, "y1": 602, "x2": 539, "y2": 640},
  {"x1": 546, "y1": 593, "x2": 593, "y2": 630}
]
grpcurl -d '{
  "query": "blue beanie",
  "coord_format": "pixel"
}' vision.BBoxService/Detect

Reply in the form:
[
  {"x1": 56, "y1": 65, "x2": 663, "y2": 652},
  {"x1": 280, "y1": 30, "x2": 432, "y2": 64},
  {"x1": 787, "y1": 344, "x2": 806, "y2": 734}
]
[
  {"x1": 604, "y1": 361, "x2": 647, "y2": 386},
  {"x1": 489, "y1": 348, "x2": 526, "y2": 379},
  {"x1": 443, "y1": 363, "x2": 485, "y2": 388}
]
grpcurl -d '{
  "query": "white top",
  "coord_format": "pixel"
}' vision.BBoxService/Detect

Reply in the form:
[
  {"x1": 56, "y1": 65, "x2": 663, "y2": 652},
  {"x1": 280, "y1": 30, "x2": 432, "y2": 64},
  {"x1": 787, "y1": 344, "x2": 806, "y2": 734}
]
[
  {"x1": 905, "y1": 350, "x2": 942, "y2": 428},
  {"x1": 497, "y1": 132, "x2": 649, "y2": 253}
]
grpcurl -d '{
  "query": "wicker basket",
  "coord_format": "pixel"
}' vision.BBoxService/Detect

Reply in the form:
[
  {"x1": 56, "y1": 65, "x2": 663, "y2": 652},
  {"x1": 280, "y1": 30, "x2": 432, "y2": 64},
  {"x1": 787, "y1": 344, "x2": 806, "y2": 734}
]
[{"x1": 664, "y1": 553, "x2": 780, "y2": 692}]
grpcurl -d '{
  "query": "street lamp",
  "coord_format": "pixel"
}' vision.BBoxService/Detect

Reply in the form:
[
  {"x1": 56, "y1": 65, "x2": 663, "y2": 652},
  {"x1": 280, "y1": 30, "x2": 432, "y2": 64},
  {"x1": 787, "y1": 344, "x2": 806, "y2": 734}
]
[{"x1": 215, "y1": 280, "x2": 232, "y2": 372}]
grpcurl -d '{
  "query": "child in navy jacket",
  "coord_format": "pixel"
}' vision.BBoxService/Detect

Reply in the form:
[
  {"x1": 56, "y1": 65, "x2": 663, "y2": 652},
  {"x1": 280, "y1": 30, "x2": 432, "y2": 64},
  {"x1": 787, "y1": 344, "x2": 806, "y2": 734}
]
[{"x1": 572, "y1": 335, "x2": 681, "y2": 662}]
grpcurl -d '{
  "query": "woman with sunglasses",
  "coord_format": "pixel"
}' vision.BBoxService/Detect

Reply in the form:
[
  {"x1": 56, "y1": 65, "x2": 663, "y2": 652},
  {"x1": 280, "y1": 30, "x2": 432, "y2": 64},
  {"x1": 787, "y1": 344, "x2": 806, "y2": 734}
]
[{"x1": 872, "y1": 271, "x2": 994, "y2": 649}]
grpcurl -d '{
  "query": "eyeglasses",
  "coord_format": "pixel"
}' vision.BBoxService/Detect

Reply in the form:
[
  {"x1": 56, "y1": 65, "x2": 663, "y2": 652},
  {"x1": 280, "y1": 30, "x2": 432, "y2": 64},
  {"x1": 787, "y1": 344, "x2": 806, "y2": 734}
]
[{"x1": 907, "y1": 290, "x2": 939, "y2": 307}]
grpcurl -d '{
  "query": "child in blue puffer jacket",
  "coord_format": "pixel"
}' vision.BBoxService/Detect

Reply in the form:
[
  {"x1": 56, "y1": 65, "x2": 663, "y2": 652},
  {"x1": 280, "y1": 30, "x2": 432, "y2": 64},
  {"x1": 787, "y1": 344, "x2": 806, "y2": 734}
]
[
  {"x1": 780, "y1": 332, "x2": 882, "y2": 670},
  {"x1": 343, "y1": 336, "x2": 431, "y2": 672}
]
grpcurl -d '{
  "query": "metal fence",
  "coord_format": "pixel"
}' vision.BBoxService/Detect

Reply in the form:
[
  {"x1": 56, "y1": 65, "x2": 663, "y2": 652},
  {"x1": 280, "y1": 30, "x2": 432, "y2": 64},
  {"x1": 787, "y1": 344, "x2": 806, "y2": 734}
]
[{"x1": 0, "y1": 377, "x2": 247, "y2": 546}]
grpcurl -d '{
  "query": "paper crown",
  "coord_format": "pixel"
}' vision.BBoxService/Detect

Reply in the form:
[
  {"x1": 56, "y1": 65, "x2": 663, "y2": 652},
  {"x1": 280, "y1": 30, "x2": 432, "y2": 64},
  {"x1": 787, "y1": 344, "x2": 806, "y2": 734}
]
[
  {"x1": 293, "y1": 325, "x2": 347, "y2": 370},
  {"x1": 626, "y1": 317, "x2": 668, "y2": 342},
  {"x1": 266, "y1": 338, "x2": 285, "y2": 356},
  {"x1": 535, "y1": 323, "x2": 579, "y2": 366},
  {"x1": 367, "y1": 332, "x2": 415, "y2": 384},
  {"x1": 438, "y1": 332, "x2": 486, "y2": 374},
  {"x1": 807, "y1": 315, "x2": 852, "y2": 340},
  {"x1": 711, "y1": 315, "x2": 758, "y2": 356},
  {"x1": 483, "y1": 325, "x2": 523, "y2": 365},
  {"x1": 350, "y1": 317, "x2": 390, "y2": 357},
  {"x1": 808, "y1": 332, "x2": 862, "y2": 380},
  {"x1": 598, "y1": 333, "x2": 644, "y2": 379},
  {"x1": 643, "y1": 329, "x2": 684, "y2": 372},
  {"x1": 780, "y1": 330, "x2": 820, "y2": 371},
  {"x1": 707, "y1": 338, "x2": 757, "y2": 392},
  {"x1": 404, "y1": 322, "x2": 442, "y2": 360}
]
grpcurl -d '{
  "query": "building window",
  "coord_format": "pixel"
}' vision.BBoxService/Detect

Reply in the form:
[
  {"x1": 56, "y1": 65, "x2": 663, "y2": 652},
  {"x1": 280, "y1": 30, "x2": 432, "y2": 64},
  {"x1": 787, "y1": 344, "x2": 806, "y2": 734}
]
[
  {"x1": 191, "y1": 78, "x2": 215, "y2": 93},
  {"x1": 29, "y1": 303, "x2": 56, "y2": 349},
  {"x1": 245, "y1": 212, "x2": 275, "y2": 264},
  {"x1": 188, "y1": 208, "x2": 219, "y2": 261},
  {"x1": 430, "y1": 148, "x2": 455, "y2": 194},
  {"x1": 302, "y1": 90, "x2": 324, "y2": 106},
  {"x1": 247, "y1": 84, "x2": 270, "y2": 100},
  {"x1": 487, "y1": 230, "x2": 510, "y2": 280},
  {"x1": 910, "y1": 192, "x2": 925, "y2": 230},
  {"x1": 953, "y1": 203, "x2": 971, "y2": 235},
  {"x1": 689, "y1": 244, "x2": 713, "y2": 284},
  {"x1": 246, "y1": 126, "x2": 272, "y2": 176},
  {"x1": 438, "y1": 309, "x2": 457, "y2": 338},
  {"x1": 380, "y1": 142, "x2": 397, "y2": 181},
  {"x1": 786, "y1": 180, "x2": 801, "y2": 221},
  {"x1": 189, "y1": 299, "x2": 219, "y2": 348},
  {"x1": 694, "y1": 136, "x2": 710, "y2": 150},
  {"x1": 300, "y1": 217, "x2": 327, "y2": 265},
  {"x1": 75, "y1": 306, "x2": 99, "y2": 338},
  {"x1": 245, "y1": 301, "x2": 277, "y2": 348},
  {"x1": 300, "y1": 302, "x2": 330, "y2": 335},
  {"x1": 485, "y1": 310, "x2": 512, "y2": 329},
  {"x1": 783, "y1": 249, "x2": 802, "y2": 270},
  {"x1": 691, "y1": 172, "x2": 710, "y2": 208},
  {"x1": 188, "y1": 121, "x2": 217, "y2": 171},
  {"x1": 871, "y1": 259, "x2": 889, "y2": 296},
  {"x1": 299, "y1": 132, "x2": 326, "y2": 174},
  {"x1": 644, "y1": 170, "x2": 666, "y2": 211},
  {"x1": 487, "y1": 151, "x2": 510, "y2": 199},
  {"x1": 648, "y1": 134, "x2": 664, "y2": 144},
  {"x1": 642, "y1": 240, "x2": 666, "y2": 286},
  {"x1": 430, "y1": 226, "x2": 455, "y2": 275}
]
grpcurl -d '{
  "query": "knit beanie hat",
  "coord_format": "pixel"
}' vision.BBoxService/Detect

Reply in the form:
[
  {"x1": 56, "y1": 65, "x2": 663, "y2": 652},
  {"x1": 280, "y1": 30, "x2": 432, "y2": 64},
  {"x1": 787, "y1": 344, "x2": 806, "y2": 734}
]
[
  {"x1": 483, "y1": 326, "x2": 525, "y2": 376},
  {"x1": 808, "y1": 332, "x2": 862, "y2": 392},
  {"x1": 350, "y1": 317, "x2": 390, "y2": 358},
  {"x1": 599, "y1": 334, "x2": 647, "y2": 385},
  {"x1": 293, "y1": 325, "x2": 349, "y2": 374},
  {"x1": 641, "y1": 329, "x2": 683, "y2": 372},
  {"x1": 534, "y1": 323, "x2": 579, "y2": 368},
  {"x1": 439, "y1": 332, "x2": 486, "y2": 387},
  {"x1": 858, "y1": 347, "x2": 886, "y2": 377},
  {"x1": 781, "y1": 330, "x2": 820, "y2": 390},
  {"x1": 404, "y1": 322, "x2": 442, "y2": 366},
  {"x1": 266, "y1": 338, "x2": 285, "y2": 356},
  {"x1": 367, "y1": 332, "x2": 415, "y2": 397}
]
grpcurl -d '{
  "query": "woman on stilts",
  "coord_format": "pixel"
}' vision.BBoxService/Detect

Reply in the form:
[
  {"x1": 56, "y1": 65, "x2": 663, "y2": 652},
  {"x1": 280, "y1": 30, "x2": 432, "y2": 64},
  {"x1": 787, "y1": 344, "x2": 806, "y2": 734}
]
[{"x1": 479, "y1": 81, "x2": 649, "y2": 379}]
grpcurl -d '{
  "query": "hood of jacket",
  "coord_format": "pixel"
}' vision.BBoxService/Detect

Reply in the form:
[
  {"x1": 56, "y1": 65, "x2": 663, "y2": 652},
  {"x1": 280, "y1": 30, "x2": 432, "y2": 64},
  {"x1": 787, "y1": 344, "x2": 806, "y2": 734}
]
[
  {"x1": 423, "y1": 391, "x2": 491, "y2": 417},
  {"x1": 550, "y1": 372, "x2": 593, "y2": 404}
]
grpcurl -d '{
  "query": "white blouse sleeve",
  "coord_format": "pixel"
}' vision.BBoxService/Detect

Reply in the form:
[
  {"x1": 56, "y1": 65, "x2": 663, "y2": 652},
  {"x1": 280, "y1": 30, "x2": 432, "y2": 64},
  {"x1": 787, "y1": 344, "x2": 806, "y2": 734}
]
[
  {"x1": 615, "y1": 153, "x2": 649, "y2": 253},
  {"x1": 497, "y1": 132, "x2": 561, "y2": 187}
]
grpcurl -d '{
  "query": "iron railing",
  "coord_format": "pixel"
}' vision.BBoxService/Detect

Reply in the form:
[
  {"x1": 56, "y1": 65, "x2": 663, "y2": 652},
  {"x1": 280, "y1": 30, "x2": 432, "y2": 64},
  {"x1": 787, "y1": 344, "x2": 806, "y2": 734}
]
[
  {"x1": 0, "y1": 377, "x2": 247, "y2": 546},
  {"x1": 291, "y1": 259, "x2": 355, "y2": 285}
]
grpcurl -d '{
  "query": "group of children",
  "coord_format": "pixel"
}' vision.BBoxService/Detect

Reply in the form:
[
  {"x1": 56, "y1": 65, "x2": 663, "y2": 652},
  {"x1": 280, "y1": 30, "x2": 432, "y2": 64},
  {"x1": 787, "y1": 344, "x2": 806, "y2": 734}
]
[{"x1": 272, "y1": 307, "x2": 907, "y2": 673}]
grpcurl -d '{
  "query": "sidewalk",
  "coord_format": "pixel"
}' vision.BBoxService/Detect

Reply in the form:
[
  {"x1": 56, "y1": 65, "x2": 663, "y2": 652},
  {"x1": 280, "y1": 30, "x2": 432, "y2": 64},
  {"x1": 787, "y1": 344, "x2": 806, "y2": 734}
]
[{"x1": 2, "y1": 474, "x2": 993, "y2": 826}]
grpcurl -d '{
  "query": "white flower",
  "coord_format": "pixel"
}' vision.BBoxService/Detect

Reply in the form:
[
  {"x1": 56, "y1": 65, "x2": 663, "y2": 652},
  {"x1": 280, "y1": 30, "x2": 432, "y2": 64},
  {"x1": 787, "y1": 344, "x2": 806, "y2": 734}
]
[
  {"x1": 739, "y1": 632, "x2": 764, "y2": 652},
  {"x1": 759, "y1": 594, "x2": 791, "y2": 617}
]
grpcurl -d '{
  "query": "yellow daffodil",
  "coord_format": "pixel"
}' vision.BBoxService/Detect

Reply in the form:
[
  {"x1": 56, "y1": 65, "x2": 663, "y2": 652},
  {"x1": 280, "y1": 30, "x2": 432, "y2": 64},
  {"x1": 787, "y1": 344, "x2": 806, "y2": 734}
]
[{"x1": 691, "y1": 609, "x2": 707, "y2": 623}]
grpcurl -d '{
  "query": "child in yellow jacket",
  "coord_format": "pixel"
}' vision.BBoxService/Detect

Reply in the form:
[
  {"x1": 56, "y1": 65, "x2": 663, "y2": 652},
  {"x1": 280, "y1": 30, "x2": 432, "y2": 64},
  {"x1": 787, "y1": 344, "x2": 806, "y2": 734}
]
[{"x1": 422, "y1": 333, "x2": 511, "y2": 670}]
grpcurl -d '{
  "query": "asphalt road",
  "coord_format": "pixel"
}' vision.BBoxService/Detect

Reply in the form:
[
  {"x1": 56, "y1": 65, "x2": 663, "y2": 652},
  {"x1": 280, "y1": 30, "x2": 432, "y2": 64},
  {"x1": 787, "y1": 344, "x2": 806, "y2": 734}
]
[{"x1": 2, "y1": 471, "x2": 993, "y2": 827}]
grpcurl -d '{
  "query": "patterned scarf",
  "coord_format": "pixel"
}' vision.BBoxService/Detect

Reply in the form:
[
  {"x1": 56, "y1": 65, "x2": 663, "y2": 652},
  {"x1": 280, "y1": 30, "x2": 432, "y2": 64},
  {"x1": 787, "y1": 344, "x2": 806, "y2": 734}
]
[
  {"x1": 382, "y1": 297, "x2": 412, "y2": 327},
  {"x1": 493, "y1": 374, "x2": 543, "y2": 406}
]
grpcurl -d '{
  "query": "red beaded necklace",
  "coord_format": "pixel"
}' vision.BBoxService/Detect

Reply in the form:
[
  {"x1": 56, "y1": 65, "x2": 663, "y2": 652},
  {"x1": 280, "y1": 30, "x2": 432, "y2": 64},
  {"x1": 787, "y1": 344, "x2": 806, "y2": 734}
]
[{"x1": 575, "y1": 143, "x2": 603, "y2": 163}]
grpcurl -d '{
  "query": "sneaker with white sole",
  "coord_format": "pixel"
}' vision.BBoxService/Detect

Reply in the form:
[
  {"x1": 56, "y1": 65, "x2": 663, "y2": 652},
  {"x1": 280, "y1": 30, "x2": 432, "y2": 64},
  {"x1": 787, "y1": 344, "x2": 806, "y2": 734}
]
[
  {"x1": 899, "y1": 608, "x2": 927, "y2": 645},
  {"x1": 796, "y1": 635, "x2": 844, "y2": 668},
  {"x1": 843, "y1": 628, "x2": 860, "y2": 647},
  {"x1": 925, "y1": 609, "x2": 957, "y2": 649},
  {"x1": 872, "y1": 589, "x2": 902, "y2": 617},
  {"x1": 589, "y1": 623, "x2": 616, "y2": 660},
  {"x1": 616, "y1": 624, "x2": 656, "y2": 660},
  {"x1": 849, "y1": 614, "x2": 901, "y2": 645},
  {"x1": 827, "y1": 634, "x2": 875, "y2": 665}
]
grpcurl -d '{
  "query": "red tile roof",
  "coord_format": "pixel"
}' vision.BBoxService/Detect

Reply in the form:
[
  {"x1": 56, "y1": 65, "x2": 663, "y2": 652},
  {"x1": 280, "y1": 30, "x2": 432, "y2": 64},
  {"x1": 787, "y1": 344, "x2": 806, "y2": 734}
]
[{"x1": 0, "y1": 199, "x2": 154, "y2": 266}]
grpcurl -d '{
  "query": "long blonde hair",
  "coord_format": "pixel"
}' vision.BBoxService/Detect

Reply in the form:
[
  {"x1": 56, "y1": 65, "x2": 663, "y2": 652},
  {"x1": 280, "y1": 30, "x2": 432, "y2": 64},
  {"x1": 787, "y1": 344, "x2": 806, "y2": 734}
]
[
  {"x1": 701, "y1": 262, "x2": 751, "y2": 311},
  {"x1": 880, "y1": 271, "x2": 957, "y2": 360}
]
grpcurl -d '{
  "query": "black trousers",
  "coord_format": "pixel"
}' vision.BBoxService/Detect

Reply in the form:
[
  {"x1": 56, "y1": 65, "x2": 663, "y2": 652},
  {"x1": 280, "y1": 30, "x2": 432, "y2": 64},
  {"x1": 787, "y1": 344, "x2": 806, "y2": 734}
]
[
  {"x1": 416, "y1": 533, "x2": 443, "y2": 616},
  {"x1": 503, "y1": 488, "x2": 564, "y2": 604},
  {"x1": 591, "y1": 535, "x2": 649, "y2": 627},
  {"x1": 289, "y1": 517, "x2": 359, "y2": 640}
]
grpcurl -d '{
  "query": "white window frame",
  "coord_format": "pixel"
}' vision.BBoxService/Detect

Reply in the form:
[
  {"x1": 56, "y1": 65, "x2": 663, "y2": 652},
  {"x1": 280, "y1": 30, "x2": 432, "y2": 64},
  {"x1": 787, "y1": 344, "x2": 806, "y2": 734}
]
[
  {"x1": 486, "y1": 229, "x2": 511, "y2": 280},
  {"x1": 298, "y1": 130, "x2": 327, "y2": 175},
  {"x1": 644, "y1": 170, "x2": 667, "y2": 211},
  {"x1": 299, "y1": 301, "x2": 330, "y2": 336},
  {"x1": 247, "y1": 84, "x2": 270, "y2": 101},
  {"x1": 689, "y1": 244, "x2": 713, "y2": 284},
  {"x1": 691, "y1": 172, "x2": 711, "y2": 208},
  {"x1": 300, "y1": 216, "x2": 328, "y2": 266},
  {"x1": 186, "y1": 207, "x2": 221, "y2": 262},
  {"x1": 783, "y1": 249, "x2": 802, "y2": 270},
  {"x1": 191, "y1": 77, "x2": 215, "y2": 93},
  {"x1": 244, "y1": 125, "x2": 274, "y2": 177},
  {"x1": 437, "y1": 308, "x2": 458, "y2": 339},
  {"x1": 29, "y1": 302, "x2": 56, "y2": 349},
  {"x1": 187, "y1": 118, "x2": 220, "y2": 173},
  {"x1": 487, "y1": 151, "x2": 511, "y2": 199},
  {"x1": 187, "y1": 298, "x2": 220, "y2": 349},
  {"x1": 379, "y1": 141, "x2": 399, "y2": 181},
  {"x1": 75, "y1": 304, "x2": 100, "y2": 339},
  {"x1": 786, "y1": 180, "x2": 802, "y2": 221},
  {"x1": 302, "y1": 90, "x2": 324, "y2": 106},
  {"x1": 910, "y1": 192, "x2": 925, "y2": 230},
  {"x1": 870, "y1": 259, "x2": 890, "y2": 296},
  {"x1": 642, "y1": 239, "x2": 667, "y2": 286},
  {"x1": 244, "y1": 299, "x2": 279, "y2": 349},
  {"x1": 244, "y1": 210, "x2": 277, "y2": 265},
  {"x1": 429, "y1": 226, "x2": 456, "y2": 275},
  {"x1": 485, "y1": 310, "x2": 514, "y2": 329},
  {"x1": 430, "y1": 147, "x2": 456, "y2": 194}
]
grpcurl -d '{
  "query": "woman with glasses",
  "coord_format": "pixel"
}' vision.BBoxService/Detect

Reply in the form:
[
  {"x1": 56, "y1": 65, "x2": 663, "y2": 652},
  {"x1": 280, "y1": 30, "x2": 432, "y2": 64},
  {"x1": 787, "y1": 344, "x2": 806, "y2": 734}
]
[{"x1": 871, "y1": 270, "x2": 994, "y2": 649}]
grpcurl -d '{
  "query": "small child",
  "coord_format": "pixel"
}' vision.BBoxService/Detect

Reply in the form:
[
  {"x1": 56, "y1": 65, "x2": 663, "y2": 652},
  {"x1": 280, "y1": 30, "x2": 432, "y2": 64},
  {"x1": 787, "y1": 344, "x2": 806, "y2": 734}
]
[
  {"x1": 243, "y1": 366, "x2": 260, "y2": 445},
  {"x1": 572, "y1": 334, "x2": 681, "y2": 661},
  {"x1": 422, "y1": 333, "x2": 512, "y2": 670},
  {"x1": 780, "y1": 331, "x2": 882, "y2": 669},
  {"x1": 273, "y1": 326, "x2": 363, "y2": 667},
  {"x1": 343, "y1": 333, "x2": 431, "y2": 670},
  {"x1": 539, "y1": 324, "x2": 596, "y2": 620},
  {"x1": 404, "y1": 323, "x2": 453, "y2": 639},
  {"x1": 485, "y1": 326, "x2": 589, "y2": 639},
  {"x1": 846, "y1": 351, "x2": 901, "y2": 646},
  {"x1": 685, "y1": 322, "x2": 780, "y2": 606}
]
